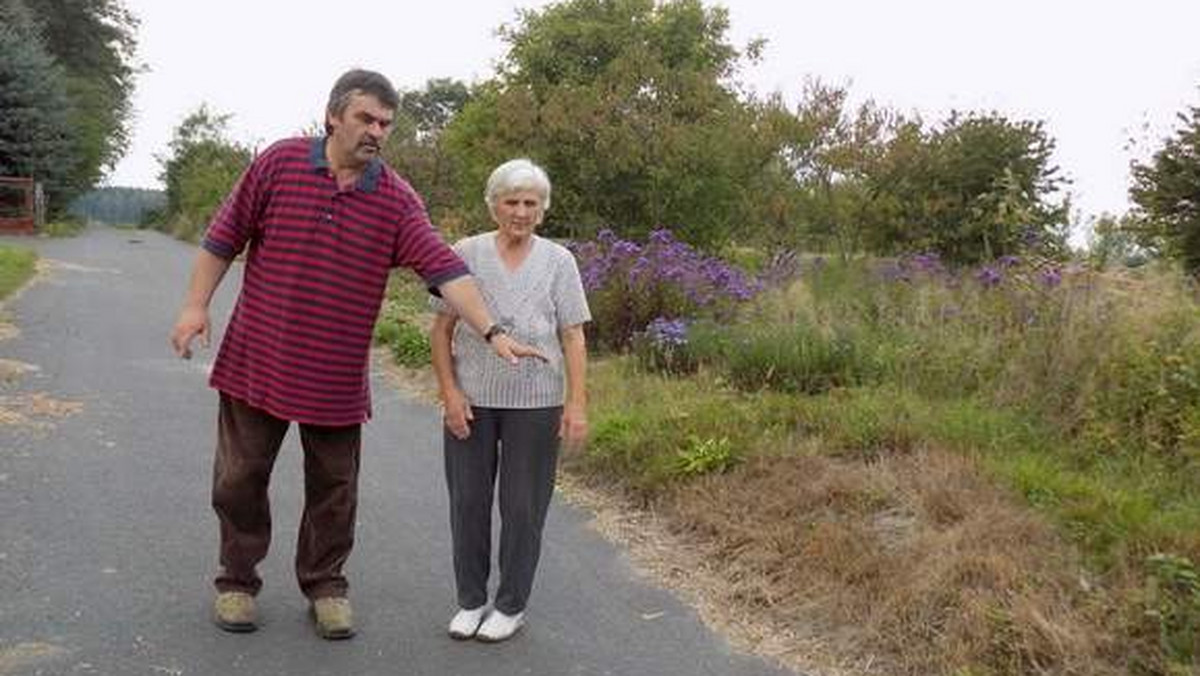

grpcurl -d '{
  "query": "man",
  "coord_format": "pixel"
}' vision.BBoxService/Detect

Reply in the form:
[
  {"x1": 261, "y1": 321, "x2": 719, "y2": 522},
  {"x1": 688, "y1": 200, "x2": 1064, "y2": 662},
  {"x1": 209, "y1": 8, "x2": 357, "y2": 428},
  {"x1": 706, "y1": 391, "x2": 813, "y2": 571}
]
[{"x1": 169, "y1": 69, "x2": 539, "y2": 640}]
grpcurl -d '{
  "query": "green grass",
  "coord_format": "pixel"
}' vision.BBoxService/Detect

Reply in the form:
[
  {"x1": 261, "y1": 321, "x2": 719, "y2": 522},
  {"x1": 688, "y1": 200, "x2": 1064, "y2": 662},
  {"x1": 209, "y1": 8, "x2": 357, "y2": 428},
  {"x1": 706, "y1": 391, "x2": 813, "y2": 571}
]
[
  {"x1": 41, "y1": 219, "x2": 86, "y2": 238},
  {"x1": 374, "y1": 269, "x2": 434, "y2": 367},
  {"x1": 577, "y1": 359, "x2": 805, "y2": 495},
  {"x1": 0, "y1": 245, "x2": 36, "y2": 300}
]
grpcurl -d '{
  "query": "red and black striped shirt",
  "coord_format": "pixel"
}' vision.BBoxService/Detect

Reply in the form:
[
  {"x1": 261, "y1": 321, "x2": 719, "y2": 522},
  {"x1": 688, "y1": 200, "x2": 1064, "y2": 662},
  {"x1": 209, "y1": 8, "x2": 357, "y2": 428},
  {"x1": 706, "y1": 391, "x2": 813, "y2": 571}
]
[{"x1": 202, "y1": 137, "x2": 468, "y2": 425}]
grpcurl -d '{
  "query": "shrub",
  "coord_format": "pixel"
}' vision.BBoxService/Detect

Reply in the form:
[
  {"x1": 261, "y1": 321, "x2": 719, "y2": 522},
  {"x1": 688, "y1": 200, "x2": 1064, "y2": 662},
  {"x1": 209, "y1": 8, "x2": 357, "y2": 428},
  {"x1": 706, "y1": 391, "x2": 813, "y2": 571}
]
[
  {"x1": 708, "y1": 320, "x2": 871, "y2": 394},
  {"x1": 570, "y1": 228, "x2": 763, "y2": 351},
  {"x1": 674, "y1": 435, "x2": 738, "y2": 476}
]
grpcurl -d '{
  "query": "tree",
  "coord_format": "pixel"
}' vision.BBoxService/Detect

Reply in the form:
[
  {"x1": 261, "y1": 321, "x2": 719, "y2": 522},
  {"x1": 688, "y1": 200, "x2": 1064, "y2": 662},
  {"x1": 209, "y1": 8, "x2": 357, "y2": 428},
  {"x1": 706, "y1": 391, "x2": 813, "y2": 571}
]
[
  {"x1": 382, "y1": 79, "x2": 472, "y2": 225},
  {"x1": 865, "y1": 112, "x2": 1070, "y2": 265},
  {"x1": 1085, "y1": 212, "x2": 1147, "y2": 269},
  {"x1": 22, "y1": 0, "x2": 139, "y2": 191},
  {"x1": 769, "y1": 79, "x2": 908, "y2": 257},
  {"x1": 0, "y1": 0, "x2": 76, "y2": 209},
  {"x1": 156, "y1": 106, "x2": 251, "y2": 241},
  {"x1": 444, "y1": 0, "x2": 772, "y2": 249},
  {"x1": 1129, "y1": 97, "x2": 1200, "y2": 273}
]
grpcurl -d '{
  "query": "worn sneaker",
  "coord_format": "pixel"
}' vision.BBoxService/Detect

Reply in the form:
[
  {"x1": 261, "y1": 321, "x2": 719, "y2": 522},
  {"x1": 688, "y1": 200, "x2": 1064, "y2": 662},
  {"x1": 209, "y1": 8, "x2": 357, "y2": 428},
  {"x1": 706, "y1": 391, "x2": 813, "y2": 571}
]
[
  {"x1": 447, "y1": 606, "x2": 487, "y2": 640},
  {"x1": 213, "y1": 591, "x2": 257, "y2": 633},
  {"x1": 475, "y1": 610, "x2": 525, "y2": 643},
  {"x1": 310, "y1": 596, "x2": 355, "y2": 640}
]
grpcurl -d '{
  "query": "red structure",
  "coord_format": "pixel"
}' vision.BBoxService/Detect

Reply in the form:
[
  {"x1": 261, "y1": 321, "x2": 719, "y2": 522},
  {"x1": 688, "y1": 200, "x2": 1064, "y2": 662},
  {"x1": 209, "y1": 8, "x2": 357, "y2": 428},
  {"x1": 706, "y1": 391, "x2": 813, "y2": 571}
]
[{"x1": 0, "y1": 177, "x2": 36, "y2": 234}]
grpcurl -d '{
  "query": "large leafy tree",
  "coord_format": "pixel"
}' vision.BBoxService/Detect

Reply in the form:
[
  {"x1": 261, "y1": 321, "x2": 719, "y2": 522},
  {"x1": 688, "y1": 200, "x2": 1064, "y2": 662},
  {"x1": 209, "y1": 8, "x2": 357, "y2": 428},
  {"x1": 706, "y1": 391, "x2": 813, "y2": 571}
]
[
  {"x1": 22, "y1": 0, "x2": 139, "y2": 191},
  {"x1": 865, "y1": 112, "x2": 1070, "y2": 264},
  {"x1": 0, "y1": 0, "x2": 76, "y2": 206},
  {"x1": 1129, "y1": 98, "x2": 1200, "y2": 273},
  {"x1": 444, "y1": 0, "x2": 772, "y2": 248}
]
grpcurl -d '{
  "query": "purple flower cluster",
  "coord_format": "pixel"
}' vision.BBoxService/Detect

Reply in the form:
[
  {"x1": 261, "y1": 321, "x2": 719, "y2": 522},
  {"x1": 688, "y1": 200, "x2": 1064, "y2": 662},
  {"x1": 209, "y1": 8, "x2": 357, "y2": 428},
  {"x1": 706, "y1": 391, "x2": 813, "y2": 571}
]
[
  {"x1": 1039, "y1": 266, "x2": 1063, "y2": 288},
  {"x1": 569, "y1": 228, "x2": 762, "y2": 350},
  {"x1": 976, "y1": 266, "x2": 1003, "y2": 288},
  {"x1": 874, "y1": 253, "x2": 950, "y2": 284},
  {"x1": 645, "y1": 317, "x2": 689, "y2": 347},
  {"x1": 586, "y1": 228, "x2": 760, "y2": 301}
]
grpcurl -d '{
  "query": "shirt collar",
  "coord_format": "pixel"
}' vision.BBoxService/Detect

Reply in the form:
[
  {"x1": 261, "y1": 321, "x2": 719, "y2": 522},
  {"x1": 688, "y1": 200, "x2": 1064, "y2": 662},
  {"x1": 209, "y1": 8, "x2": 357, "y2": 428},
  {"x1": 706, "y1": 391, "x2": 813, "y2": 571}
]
[{"x1": 309, "y1": 136, "x2": 382, "y2": 194}]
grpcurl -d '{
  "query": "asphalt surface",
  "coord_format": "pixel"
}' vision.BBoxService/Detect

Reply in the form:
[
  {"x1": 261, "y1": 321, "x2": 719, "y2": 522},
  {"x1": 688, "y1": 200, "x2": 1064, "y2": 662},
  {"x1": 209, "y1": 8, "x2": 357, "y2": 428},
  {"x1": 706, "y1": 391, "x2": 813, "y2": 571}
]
[{"x1": 0, "y1": 226, "x2": 796, "y2": 676}]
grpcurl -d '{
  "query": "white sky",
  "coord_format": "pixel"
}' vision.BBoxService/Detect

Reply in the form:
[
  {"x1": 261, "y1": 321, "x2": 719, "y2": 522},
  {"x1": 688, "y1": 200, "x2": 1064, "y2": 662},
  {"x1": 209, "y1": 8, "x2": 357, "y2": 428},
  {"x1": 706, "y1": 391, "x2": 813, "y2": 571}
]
[{"x1": 107, "y1": 0, "x2": 1200, "y2": 229}]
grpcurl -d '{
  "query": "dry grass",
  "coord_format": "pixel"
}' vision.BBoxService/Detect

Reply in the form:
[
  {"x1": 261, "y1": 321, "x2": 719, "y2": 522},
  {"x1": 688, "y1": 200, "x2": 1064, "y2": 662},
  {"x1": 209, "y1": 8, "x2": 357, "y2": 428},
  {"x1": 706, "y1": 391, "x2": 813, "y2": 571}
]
[
  {"x1": 564, "y1": 446, "x2": 1128, "y2": 675},
  {"x1": 669, "y1": 449, "x2": 1125, "y2": 674}
]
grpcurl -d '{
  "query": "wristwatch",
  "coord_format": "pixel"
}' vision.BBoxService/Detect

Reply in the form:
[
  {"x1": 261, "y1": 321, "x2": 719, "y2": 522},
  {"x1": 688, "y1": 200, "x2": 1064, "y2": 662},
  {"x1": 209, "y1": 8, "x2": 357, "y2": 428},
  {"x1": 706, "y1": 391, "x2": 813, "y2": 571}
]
[{"x1": 483, "y1": 324, "x2": 508, "y2": 343}]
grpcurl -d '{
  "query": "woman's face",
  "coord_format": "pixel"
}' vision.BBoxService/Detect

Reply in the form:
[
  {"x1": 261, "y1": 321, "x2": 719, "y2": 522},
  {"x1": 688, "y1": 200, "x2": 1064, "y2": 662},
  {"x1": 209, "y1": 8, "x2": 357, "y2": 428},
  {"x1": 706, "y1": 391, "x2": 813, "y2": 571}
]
[{"x1": 491, "y1": 189, "x2": 544, "y2": 240}]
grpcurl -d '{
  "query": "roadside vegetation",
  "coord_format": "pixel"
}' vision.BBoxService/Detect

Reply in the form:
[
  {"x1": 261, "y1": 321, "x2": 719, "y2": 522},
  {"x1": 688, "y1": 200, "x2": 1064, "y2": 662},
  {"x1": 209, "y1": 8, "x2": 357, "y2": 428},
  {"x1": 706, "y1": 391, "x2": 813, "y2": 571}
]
[
  {"x1": 561, "y1": 230, "x2": 1200, "y2": 674},
  {"x1": 0, "y1": 245, "x2": 36, "y2": 300}
]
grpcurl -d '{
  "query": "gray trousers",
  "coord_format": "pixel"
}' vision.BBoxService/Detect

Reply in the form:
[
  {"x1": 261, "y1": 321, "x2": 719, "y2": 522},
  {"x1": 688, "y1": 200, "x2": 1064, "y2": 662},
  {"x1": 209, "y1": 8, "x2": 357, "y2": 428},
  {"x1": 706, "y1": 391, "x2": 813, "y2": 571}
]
[{"x1": 444, "y1": 406, "x2": 561, "y2": 614}]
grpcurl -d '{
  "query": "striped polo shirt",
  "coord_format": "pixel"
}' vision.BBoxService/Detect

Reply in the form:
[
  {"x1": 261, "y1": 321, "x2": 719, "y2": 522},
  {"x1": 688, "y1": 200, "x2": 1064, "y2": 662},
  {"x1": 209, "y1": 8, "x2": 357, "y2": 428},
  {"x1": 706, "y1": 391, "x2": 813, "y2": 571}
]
[
  {"x1": 433, "y1": 232, "x2": 591, "y2": 408},
  {"x1": 203, "y1": 137, "x2": 469, "y2": 426}
]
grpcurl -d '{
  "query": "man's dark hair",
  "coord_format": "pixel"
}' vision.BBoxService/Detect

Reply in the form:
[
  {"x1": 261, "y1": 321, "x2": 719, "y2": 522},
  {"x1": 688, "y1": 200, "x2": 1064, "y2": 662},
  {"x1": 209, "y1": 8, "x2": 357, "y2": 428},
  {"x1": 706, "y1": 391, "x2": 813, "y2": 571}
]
[{"x1": 324, "y1": 69, "x2": 399, "y2": 134}]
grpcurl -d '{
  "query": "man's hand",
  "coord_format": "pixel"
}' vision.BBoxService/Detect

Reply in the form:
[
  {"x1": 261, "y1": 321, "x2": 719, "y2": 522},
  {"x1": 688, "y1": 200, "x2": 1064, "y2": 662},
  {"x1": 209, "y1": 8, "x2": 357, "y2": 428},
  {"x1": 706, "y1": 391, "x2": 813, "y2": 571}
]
[
  {"x1": 170, "y1": 305, "x2": 210, "y2": 359},
  {"x1": 441, "y1": 387, "x2": 473, "y2": 440},
  {"x1": 489, "y1": 332, "x2": 547, "y2": 365}
]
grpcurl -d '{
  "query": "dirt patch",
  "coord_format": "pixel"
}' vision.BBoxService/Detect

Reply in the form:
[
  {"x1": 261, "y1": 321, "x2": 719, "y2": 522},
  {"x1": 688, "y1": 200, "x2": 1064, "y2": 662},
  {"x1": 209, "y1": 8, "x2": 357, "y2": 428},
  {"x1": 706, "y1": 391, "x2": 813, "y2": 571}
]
[
  {"x1": 0, "y1": 392, "x2": 82, "y2": 430},
  {"x1": 0, "y1": 322, "x2": 16, "y2": 342},
  {"x1": 0, "y1": 359, "x2": 35, "y2": 382},
  {"x1": 0, "y1": 642, "x2": 68, "y2": 675},
  {"x1": 375, "y1": 348, "x2": 440, "y2": 405}
]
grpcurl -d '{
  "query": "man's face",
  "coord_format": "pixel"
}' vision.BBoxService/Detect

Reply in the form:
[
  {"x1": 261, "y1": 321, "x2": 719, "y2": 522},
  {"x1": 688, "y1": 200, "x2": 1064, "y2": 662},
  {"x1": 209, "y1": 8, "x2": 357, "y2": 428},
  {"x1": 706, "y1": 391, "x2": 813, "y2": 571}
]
[{"x1": 327, "y1": 92, "x2": 394, "y2": 168}]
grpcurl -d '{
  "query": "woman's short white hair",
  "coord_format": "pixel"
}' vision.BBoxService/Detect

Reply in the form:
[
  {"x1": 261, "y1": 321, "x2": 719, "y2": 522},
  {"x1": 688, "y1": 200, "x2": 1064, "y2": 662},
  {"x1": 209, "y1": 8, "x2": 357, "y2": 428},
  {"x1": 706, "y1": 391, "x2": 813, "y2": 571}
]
[{"x1": 484, "y1": 158, "x2": 551, "y2": 211}]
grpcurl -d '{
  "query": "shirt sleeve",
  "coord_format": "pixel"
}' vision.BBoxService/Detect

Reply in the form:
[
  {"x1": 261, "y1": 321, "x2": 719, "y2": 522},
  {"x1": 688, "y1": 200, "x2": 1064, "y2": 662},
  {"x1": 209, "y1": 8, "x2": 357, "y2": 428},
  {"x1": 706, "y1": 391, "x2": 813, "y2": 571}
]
[
  {"x1": 428, "y1": 239, "x2": 466, "y2": 316},
  {"x1": 390, "y1": 186, "x2": 470, "y2": 295},
  {"x1": 201, "y1": 153, "x2": 267, "y2": 260},
  {"x1": 553, "y1": 248, "x2": 592, "y2": 328}
]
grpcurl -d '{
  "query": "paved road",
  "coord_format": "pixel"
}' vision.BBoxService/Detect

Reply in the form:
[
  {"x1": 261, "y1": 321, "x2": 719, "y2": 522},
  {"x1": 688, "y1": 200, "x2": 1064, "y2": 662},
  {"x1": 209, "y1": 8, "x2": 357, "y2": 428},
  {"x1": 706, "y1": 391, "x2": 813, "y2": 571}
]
[{"x1": 0, "y1": 226, "x2": 794, "y2": 676}]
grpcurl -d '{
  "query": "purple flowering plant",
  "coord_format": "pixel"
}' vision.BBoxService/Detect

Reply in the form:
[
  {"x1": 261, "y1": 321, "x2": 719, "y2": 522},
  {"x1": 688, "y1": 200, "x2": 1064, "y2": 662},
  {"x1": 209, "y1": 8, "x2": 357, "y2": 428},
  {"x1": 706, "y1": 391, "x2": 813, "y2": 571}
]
[
  {"x1": 633, "y1": 316, "x2": 698, "y2": 375},
  {"x1": 570, "y1": 228, "x2": 764, "y2": 351}
]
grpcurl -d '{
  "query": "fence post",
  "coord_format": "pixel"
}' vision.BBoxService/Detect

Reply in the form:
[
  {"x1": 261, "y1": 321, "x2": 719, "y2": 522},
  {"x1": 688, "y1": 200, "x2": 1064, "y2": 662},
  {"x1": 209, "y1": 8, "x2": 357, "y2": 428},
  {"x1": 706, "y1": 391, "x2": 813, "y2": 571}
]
[{"x1": 34, "y1": 181, "x2": 45, "y2": 231}]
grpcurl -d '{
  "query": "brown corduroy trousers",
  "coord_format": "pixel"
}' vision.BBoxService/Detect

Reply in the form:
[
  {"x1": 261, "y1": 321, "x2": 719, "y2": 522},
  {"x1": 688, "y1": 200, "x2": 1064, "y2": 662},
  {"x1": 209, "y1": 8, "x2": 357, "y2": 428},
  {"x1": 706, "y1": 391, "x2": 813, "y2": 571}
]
[{"x1": 211, "y1": 393, "x2": 361, "y2": 600}]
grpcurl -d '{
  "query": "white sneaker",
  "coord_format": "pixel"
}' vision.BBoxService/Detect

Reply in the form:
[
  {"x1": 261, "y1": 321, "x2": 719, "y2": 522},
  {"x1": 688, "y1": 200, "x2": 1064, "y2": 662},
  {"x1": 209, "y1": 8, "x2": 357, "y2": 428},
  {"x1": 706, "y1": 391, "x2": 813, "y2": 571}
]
[
  {"x1": 475, "y1": 609, "x2": 525, "y2": 642},
  {"x1": 448, "y1": 606, "x2": 487, "y2": 640}
]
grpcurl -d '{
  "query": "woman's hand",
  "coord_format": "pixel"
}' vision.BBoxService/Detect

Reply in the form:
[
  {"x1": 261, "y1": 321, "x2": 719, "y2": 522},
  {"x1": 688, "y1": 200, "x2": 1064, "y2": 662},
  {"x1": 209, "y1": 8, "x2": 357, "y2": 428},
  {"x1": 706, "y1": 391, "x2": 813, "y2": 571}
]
[
  {"x1": 441, "y1": 387, "x2": 474, "y2": 440},
  {"x1": 560, "y1": 401, "x2": 588, "y2": 450}
]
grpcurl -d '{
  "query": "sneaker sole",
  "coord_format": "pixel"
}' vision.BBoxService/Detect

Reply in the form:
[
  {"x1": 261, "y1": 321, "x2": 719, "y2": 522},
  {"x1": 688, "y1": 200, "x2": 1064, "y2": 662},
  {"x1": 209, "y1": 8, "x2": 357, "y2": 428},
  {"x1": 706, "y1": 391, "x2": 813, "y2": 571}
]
[
  {"x1": 214, "y1": 617, "x2": 257, "y2": 633},
  {"x1": 316, "y1": 627, "x2": 356, "y2": 640},
  {"x1": 448, "y1": 620, "x2": 483, "y2": 640},
  {"x1": 475, "y1": 623, "x2": 524, "y2": 643}
]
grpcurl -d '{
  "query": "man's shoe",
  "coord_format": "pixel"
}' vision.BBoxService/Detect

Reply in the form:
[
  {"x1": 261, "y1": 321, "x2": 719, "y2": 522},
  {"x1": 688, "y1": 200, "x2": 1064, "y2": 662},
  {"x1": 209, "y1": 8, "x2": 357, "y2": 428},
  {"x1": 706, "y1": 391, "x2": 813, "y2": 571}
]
[
  {"x1": 448, "y1": 606, "x2": 487, "y2": 640},
  {"x1": 475, "y1": 610, "x2": 525, "y2": 643},
  {"x1": 214, "y1": 591, "x2": 257, "y2": 633},
  {"x1": 310, "y1": 596, "x2": 355, "y2": 640}
]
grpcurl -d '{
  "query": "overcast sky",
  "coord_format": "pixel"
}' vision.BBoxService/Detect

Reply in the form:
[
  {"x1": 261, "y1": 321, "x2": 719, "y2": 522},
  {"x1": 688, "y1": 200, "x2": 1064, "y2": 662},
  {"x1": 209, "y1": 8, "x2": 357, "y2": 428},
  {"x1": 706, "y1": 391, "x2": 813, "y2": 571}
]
[{"x1": 107, "y1": 0, "x2": 1200, "y2": 229}]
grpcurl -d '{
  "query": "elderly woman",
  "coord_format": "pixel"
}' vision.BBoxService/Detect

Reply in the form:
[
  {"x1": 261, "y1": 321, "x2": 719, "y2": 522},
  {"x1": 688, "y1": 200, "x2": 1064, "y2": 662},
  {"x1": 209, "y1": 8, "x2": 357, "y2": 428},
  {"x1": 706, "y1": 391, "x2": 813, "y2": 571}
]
[{"x1": 430, "y1": 158, "x2": 591, "y2": 642}]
